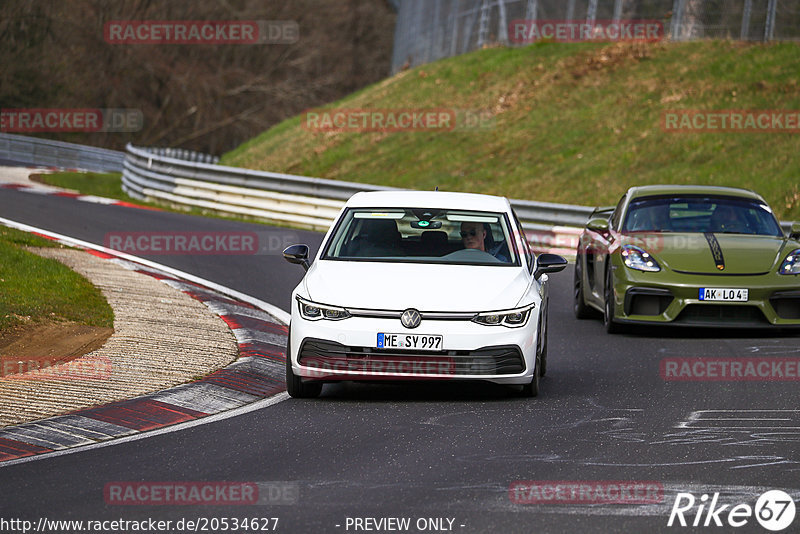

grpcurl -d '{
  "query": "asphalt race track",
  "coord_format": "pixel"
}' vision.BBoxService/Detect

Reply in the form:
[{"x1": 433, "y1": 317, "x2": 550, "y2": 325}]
[{"x1": 1, "y1": 186, "x2": 799, "y2": 533}]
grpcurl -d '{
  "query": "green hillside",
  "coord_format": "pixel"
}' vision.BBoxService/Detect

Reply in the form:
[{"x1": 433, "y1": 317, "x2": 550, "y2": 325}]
[{"x1": 222, "y1": 41, "x2": 800, "y2": 220}]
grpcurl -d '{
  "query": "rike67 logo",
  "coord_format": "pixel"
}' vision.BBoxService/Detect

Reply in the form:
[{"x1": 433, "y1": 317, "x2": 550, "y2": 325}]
[{"x1": 668, "y1": 490, "x2": 796, "y2": 531}]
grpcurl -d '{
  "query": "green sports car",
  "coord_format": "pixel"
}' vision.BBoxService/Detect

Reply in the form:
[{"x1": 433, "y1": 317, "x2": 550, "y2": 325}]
[{"x1": 574, "y1": 185, "x2": 800, "y2": 332}]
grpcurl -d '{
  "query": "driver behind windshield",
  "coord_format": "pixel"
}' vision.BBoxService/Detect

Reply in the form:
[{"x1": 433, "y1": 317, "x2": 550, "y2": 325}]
[
  {"x1": 460, "y1": 221, "x2": 509, "y2": 262},
  {"x1": 711, "y1": 204, "x2": 749, "y2": 233}
]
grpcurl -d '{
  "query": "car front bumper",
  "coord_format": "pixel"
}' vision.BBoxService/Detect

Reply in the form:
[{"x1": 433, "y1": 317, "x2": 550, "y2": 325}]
[
  {"x1": 289, "y1": 308, "x2": 539, "y2": 385},
  {"x1": 609, "y1": 264, "x2": 800, "y2": 327}
]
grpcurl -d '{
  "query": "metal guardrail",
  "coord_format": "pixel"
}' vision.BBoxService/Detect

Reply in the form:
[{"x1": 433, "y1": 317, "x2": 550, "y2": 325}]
[
  {"x1": 121, "y1": 143, "x2": 595, "y2": 232},
  {"x1": 0, "y1": 133, "x2": 124, "y2": 173}
]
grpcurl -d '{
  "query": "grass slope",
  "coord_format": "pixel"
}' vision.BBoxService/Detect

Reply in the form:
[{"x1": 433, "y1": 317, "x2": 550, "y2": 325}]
[
  {"x1": 0, "y1": 227, "x2": 113, "y2": 333},
  {"x1": 221, "y1": 40, "x2": 800, "y2": 221}
]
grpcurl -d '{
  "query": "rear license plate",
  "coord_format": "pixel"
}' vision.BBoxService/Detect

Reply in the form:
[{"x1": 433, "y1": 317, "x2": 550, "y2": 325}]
[
  {"x1": 377, "y1": 333, "x2": 443, "y2": 350},
  {"x1": 698, "y1": 288, "x2": 749, "y2": 302}
]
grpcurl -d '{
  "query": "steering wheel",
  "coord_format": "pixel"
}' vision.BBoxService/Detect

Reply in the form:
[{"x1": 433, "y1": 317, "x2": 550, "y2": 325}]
[{"x1": 443, "y1": 248, "x2": 502, "y2": 262}]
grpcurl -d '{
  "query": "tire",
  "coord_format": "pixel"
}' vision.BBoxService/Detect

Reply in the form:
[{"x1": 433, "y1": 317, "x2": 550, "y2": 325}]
[
  {"x1": 603, "y1": 267, "x2": 623, "y2": 334},
  {"x1": 285, "y1": 327, "x2": 322, "y2": 399},
  {"x1": 538, "y1": 308, "x2": 548, "y2": 377},
  {"x1": 573, "y1": 253, "x2": 594, "y2": 319},
  {"x1": 520, "y1": 354, "x2": 540, "y2": 397},
  {"x1": 518, "y1": 333, "x2": 541, "y2": 398}
]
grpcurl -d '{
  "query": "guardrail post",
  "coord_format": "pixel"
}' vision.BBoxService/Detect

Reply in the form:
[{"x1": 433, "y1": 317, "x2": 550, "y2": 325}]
[
  {"x1": 565, "y1": 0, "x2": 575, "y2": 21},
  {"x1": 741, "y1": 0, "x2": 752, "y2": 40},
  {"x1": 765, "y1": 0, "x2": 777, "y2": 41},
  {"x1": 430, "y1": 0, "x2": 442, "y2": 62},
  {"x1": 524, "y1": 0, "x2": 538, "y2": 21},
  {"x1": 671, "y1": 0, "x2": 684, "y2": 41},
  {"x1": 612, "y1": 0, "x2": 623, "y2": 24},
  {"x1": 587, "y1": 0, "x2": 598, "y2": 26},
  {"x1": 461, "y1": 4, "x2": 481, "y2": 55},
  {"x1": 448, "y1": 0, "x2": 459, "y2": 57},
  {"x1": 496, "y1": 0, "x2": 509, "y2": 44},
  {"x1": 477, "y1": 0, "x2": 490, "y2": 49}
]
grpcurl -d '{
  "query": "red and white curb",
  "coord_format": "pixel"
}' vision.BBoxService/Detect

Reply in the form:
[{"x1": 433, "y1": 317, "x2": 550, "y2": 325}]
[
  {"x1": 0, "y1": 218, "x2": 290, "y2": 465},
  {"x1": 0, "y1": 181, "x2": 161, "y2": 211}
]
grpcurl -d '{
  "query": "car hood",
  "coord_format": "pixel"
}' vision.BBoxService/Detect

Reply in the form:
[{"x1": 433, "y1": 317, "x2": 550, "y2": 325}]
[
  {"x1": 622, "y1": 233, "x2": 788, "y2": 274},
  {"x1": 303, "y1": 260, "x2": 530, "y2": 311}
]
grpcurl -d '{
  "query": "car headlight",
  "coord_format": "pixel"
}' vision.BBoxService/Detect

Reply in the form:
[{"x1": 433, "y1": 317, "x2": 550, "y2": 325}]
[
  {"x1": 296, "y1": 296, "x2": 351, "y2": 321},
  {"x1": 472, "y1": 304, "x2": 534, "y2": 328},
  {"x1": 779, "y1": 248, "x2": 800, "y2": 275},
  {"x1": 621, "y1": 244, "x2": 661, "y2": 272}
]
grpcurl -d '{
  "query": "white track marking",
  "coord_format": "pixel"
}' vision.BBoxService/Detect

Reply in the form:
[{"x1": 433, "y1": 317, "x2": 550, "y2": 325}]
[{"x1": 0, "y1": 393, "x2": 289, "y2": 468}]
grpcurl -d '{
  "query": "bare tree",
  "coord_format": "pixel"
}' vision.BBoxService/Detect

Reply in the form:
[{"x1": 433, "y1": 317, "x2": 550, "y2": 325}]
[{"x1": 0, "y1": 0, "x2": 396, "y2": 154}]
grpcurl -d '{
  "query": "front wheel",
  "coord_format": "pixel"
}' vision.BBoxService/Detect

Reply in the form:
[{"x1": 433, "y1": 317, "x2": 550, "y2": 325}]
[
  {"x1": 286, "y1": 327, "x2": 322, "y2": 398},
  {"x1": 603, "y1": 268, "x2": 623, "y2": 334},
  {"x1": 538, "y1": 308, "x2": 548, "y2": 377},
  {"x1": 574, "y1": 254, "x2": 594, "y2": 319},
  {"x1": 518, "y1": 349, "x2": 540, "y2": 397},
  {"x1": 520, "y1": 362, "x2": 540, "y2": 397}
]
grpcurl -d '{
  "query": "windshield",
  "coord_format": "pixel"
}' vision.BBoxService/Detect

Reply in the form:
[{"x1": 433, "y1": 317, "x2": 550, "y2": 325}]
[
  {"x1": 622, "y1": 195, "x2": 783, "y2": 236},
  {"x1": 323, "y1": 208, "x2": 518, "y2": 265}
]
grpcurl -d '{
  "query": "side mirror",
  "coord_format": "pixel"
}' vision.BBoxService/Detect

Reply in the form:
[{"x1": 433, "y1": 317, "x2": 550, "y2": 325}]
[
  {"x1": 790, "y1": 222, "x2": 800, "y2": 241},
  {"x1": 534, "y1": 253, "x2": 568, "y2": 280},
  {"x1": 586, "y1": 217, "x2": 610, "y2": 233},
  {"x1": 283, "y1": 244, "x2": 310, "y2": 271}
]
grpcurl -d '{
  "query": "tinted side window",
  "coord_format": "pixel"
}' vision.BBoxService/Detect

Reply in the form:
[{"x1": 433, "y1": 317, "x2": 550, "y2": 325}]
[{"x1": 512, "y1": 210, "x2": 533, "y2": 271}]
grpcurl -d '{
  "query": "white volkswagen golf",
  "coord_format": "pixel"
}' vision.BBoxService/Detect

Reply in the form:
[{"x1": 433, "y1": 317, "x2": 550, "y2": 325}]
[{"x1": 282, "y1": 191, "x2": 567, "y2": 398}]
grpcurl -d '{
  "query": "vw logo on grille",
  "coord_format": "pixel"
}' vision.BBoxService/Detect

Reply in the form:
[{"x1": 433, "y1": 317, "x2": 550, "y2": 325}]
[{"x1": 400, "y1": 308, "x2": 422, "y2": 329}]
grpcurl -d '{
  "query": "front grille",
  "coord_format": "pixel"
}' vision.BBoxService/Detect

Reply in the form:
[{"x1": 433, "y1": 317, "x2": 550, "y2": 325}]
[
  {"x1": 298, "y1": 338, "x2": 524, "y2": 376},
  {"x1": 674, "y1": 304, "x2": 769, "y2": 326}
]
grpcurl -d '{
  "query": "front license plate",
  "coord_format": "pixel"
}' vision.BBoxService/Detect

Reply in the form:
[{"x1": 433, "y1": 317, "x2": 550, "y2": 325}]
[
  {"x1": 698, "y1": 288, "x2": 749, "y2": 302},
  {"x1": 377, "y1": 333, "x2": 443, "y2": 350}
]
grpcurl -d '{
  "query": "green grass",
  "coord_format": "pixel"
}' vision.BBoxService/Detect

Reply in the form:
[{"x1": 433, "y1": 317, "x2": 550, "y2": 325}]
[
  {"x1": 221, "y1": 40, "x2": 800, "y2": 221},
  {"x1": 0, "y1": 227, "x2": 114, "y2": 332},
  {"x1": 39, "y1": 171, "x2": 128, "y2": 199}
]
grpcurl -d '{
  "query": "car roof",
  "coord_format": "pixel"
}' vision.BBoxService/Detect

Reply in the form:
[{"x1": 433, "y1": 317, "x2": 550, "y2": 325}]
[
  {"x1": 626, "y1": 184, "x2": 766, "y2": 202},
  {"x1": 345, "y1": 190, "x2": 512, "y2": 212}
]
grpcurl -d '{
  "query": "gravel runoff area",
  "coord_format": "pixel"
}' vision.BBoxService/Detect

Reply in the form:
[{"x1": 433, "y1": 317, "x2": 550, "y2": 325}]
[{"x1": 0, "y1": 247, "x2": 239, "y2": 427}]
